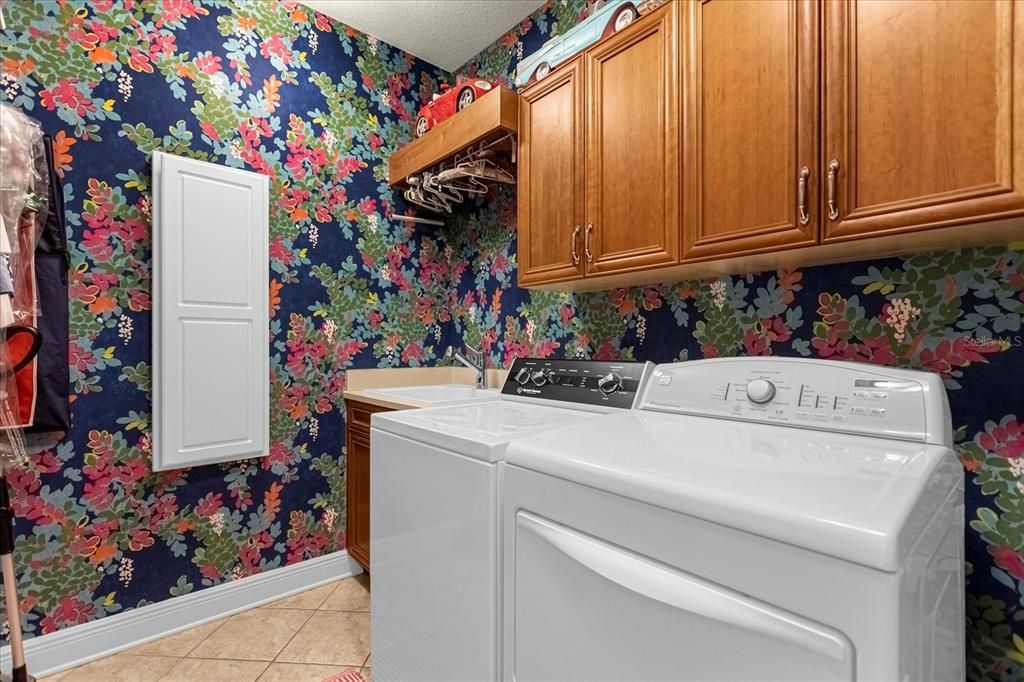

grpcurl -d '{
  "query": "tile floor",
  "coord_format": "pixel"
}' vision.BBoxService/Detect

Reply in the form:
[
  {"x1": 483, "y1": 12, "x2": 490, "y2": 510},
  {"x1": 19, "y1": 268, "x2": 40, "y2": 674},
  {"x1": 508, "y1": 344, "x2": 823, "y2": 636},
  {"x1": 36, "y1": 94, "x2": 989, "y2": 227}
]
[{"x1": 41, "y1": 574, "x2": 372, "y2": 682}]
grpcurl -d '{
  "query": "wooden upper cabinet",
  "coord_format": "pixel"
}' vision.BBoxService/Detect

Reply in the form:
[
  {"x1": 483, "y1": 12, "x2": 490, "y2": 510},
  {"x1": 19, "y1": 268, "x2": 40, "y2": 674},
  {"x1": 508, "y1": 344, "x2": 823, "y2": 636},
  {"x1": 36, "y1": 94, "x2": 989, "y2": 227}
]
[
  {"x1": 584, "y1": 3, "x2": 680, "y2": 276},
  {"x1": 518, "y1": 57, "x2": 585, "y2": 286},
  {"x1": 514, "y1": 0, "x2": 1024, "y2": 291},
  {"x1": 683, "y1": 0, "x2": 819, "y2": 261},
  {"x1": 822, "y1": 0, "x2": 1024, "y2": 241}
]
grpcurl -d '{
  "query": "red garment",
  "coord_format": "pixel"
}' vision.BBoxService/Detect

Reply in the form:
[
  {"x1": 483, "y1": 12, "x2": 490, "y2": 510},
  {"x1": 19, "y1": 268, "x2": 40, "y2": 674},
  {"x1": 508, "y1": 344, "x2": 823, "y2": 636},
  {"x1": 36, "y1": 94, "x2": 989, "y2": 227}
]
[{"x1": 0, "y1": 211, "x2": 40, "y2": 428}]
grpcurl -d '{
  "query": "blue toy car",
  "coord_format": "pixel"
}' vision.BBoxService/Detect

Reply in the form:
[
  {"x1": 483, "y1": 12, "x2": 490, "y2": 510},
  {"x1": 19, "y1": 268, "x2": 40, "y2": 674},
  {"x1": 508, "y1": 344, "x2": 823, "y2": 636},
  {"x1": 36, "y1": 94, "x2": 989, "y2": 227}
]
[{"x1": 514, "y1": 0, "x2": 640, "y2": 88}]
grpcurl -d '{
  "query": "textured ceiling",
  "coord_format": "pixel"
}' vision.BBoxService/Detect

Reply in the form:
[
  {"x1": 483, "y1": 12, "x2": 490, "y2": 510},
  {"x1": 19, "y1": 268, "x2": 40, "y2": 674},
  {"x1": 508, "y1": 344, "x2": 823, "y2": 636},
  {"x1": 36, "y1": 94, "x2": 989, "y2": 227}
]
[{"x1": 300, "y1": 1, "x2": 545, "y2": 72}]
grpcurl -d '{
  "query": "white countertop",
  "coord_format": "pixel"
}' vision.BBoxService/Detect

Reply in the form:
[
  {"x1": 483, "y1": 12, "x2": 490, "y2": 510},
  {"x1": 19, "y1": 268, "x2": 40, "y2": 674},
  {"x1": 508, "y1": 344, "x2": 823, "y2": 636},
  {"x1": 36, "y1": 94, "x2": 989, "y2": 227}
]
[{"x1": 343, "y1": 366, "x2": 508, "y2": 410}]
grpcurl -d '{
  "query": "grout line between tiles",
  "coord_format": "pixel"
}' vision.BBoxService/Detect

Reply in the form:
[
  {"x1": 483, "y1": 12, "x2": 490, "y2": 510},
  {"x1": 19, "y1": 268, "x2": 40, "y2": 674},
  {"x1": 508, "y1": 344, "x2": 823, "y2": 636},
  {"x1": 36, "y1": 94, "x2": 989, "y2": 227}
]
[
  {"x1": 59, "y1": 581, "x2": 363, "y2": 680},
  {"x1": 179, "y1": 617, "x2": 228, "y2": 658},
  {"x1": 315, "y1": 577, "x2": 370, "y2": 613},
  {"x1": 156, "y1": 656, "x2": 271, "y2": 682},
  {"x1": 313, "y1": 579, "x2": 343, "y2": 610},
  {"x1": 271, "y1": 606, "x2": 320, "y2": 664},
  {"x1": 270, "y1": 606, "x2": 370, "y2": 669},
  {"x1": 160, "y1": 654, "x2": 283, "y2": 664},
  {"x1": 174, "y1": 607, "x2": 316, "y2": 667},
  {"x1": 266, "y1": 579, "x2": 342, "y2": 611},
  {"x1": 255, "y1": 660, "x2": 272, "y2": 681}
]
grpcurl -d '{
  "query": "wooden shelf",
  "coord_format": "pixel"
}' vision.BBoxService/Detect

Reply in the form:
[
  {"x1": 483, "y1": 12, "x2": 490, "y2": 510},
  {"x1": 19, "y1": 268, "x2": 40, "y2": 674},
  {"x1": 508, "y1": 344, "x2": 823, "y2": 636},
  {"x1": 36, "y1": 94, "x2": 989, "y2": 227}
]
[{"x1": 388, "y1": 87, "x2": 519, "y2": 187}]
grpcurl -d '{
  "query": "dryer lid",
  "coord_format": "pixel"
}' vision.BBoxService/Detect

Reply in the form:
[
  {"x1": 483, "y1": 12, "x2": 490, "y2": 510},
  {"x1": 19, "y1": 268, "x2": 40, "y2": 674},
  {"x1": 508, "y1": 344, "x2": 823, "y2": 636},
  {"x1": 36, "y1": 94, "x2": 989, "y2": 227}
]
[
  {"x1": 504, "y1": 410, "x2": 959, "y2": 572},
  {"x1": 371, "y1": 400, "x2": 603, "y2": 462}
]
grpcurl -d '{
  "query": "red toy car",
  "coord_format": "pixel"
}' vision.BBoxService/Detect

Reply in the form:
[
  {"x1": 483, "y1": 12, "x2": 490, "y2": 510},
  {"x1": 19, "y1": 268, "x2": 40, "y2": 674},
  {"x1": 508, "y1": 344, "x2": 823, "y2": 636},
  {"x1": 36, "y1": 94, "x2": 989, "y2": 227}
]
[{"x1": 415, "y1": 79, "x2": 496, "y2": 137}]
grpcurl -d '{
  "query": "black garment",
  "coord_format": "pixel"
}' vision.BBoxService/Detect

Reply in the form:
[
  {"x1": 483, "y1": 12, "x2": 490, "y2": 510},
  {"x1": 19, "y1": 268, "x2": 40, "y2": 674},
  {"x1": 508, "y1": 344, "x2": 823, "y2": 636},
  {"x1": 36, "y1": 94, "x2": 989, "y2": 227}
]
[{"x1": 26, "y1": 134, "x2": 70, "y2": 433}]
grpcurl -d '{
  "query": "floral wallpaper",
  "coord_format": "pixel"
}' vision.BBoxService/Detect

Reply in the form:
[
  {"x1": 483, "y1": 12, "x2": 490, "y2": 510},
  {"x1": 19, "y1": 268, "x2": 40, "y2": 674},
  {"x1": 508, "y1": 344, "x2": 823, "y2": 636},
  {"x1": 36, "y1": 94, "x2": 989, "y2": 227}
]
[
  {"x1": 1, "y1": 0, "x2": 1022, "y2": 679},
  {"x1": 451, "y1": 1, "x2": 1024, "y2": 679},
  {"x1": 0, "y1": 0, "x2": 458, "y2": 640}
]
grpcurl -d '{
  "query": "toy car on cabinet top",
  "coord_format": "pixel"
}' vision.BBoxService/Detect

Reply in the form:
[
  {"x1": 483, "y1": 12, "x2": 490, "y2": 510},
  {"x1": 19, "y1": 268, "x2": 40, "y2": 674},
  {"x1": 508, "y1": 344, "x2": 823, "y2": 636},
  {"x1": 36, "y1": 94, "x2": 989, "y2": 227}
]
[
  {"x1": 513, "y1": 0, "x2": 639, "y2": 88},
  {"x1": 414, "y1": 79, "x2": 496, "y2": 138}
]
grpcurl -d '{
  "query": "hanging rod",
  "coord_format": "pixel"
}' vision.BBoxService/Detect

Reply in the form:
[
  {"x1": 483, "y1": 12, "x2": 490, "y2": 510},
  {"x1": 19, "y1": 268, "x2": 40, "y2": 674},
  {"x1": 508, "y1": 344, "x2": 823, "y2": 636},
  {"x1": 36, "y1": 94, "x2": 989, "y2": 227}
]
[{"x1": 392, "y1": 214, "x2": 445, "y2": 226}]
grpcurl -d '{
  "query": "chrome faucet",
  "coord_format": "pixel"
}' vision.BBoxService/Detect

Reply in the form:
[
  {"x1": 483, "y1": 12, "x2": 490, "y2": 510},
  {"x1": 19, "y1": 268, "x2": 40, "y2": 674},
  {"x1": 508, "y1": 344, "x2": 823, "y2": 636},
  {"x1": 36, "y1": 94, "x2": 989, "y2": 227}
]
[{"x1": 445, "y1": 344, "x2": 486, "y2": 388}]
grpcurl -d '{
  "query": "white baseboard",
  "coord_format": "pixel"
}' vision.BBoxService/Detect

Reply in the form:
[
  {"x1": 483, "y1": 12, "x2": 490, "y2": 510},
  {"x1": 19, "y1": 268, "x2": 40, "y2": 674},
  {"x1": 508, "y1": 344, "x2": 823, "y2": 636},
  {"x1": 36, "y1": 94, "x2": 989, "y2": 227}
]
[{"x1": 1, "y1": 549, "x2": 363, "y2": 677}]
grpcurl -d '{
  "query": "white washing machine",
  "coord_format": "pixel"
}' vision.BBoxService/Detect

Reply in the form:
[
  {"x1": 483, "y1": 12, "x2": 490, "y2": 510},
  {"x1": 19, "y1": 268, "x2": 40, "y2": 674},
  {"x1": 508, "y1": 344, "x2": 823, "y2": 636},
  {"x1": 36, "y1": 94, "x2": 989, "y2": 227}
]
[
  {"x1": 370, "y1": 358, "x2": 654, "y2": 682},
  {"x1": 501, "y1": 357, "x2": 964, "y2": 681}
]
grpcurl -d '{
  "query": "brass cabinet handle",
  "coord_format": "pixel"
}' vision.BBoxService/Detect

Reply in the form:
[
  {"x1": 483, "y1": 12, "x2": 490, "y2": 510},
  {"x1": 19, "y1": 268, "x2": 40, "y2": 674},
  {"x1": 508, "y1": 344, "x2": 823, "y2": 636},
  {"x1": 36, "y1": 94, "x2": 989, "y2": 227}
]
[
  {"x1": 827, "y1": 159, "x2": 840, "y2": 220},
  {"x1": 797, "y1": 166, "x2": 810, "y2": 225},
  {"x1": 585, "y1": 223, "x2": 594, "y2": 264},
  {"x1": 571, "y1": 224, "x2": 581, "y2": 265}
]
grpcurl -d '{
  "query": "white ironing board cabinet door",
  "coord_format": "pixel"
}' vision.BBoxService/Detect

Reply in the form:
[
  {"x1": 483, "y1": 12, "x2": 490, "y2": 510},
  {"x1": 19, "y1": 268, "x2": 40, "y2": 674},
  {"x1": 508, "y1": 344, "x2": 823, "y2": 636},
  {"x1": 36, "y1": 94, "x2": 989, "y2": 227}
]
[
  {"x1": 512, "y1": 512, "x2": 856, "y2": 681},
  {"x1": 152, "y1": 151, "x2": 269, "y2": 471}
]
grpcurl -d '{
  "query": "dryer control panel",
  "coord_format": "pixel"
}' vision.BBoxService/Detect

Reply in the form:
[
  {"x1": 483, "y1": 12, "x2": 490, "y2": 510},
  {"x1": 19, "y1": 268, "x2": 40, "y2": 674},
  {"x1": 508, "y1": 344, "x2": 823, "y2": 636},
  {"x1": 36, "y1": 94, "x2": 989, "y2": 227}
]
[
  {"x1": 501, "y1": 358, "x2": 654, "y2": 410},
  {"x1": 640, "y1": 358, "x2": 952, "y2": 446}
]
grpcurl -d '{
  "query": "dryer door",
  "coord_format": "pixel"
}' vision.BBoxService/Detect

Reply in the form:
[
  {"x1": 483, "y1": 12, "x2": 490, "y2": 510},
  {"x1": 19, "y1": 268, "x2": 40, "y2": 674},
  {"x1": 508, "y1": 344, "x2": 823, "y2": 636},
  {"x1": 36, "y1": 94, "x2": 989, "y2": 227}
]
[{"x1": 511, "y1": 511, "x2": 855, "y2": 681}]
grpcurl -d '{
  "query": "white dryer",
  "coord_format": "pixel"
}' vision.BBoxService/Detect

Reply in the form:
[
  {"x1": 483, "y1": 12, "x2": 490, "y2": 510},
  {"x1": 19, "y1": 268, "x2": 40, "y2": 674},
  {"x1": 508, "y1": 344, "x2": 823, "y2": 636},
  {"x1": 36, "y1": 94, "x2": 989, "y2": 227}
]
[
  {"x1": 370, "y1": 358, "x2": 654, "y2": 682},
  {"x1": 501, "y1": 357, "x2": 963, "y2": 681}
]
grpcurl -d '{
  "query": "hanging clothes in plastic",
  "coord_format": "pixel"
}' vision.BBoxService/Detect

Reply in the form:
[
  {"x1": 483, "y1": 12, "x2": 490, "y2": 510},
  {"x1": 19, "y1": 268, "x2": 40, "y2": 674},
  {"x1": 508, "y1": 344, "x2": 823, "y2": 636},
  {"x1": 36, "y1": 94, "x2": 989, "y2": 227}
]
[
  {"x1": 0, "y1": 103, "x2": 44, "y2": 436},
  {"x1": 0, "y1": 99, "x2": 47, "y2": 682},
  {"x1": 0, "y1": 106, "x2": 70, "y2": 434},
  {"x1": 0, "y1": 106, "x2": 45, "y2": 432}
]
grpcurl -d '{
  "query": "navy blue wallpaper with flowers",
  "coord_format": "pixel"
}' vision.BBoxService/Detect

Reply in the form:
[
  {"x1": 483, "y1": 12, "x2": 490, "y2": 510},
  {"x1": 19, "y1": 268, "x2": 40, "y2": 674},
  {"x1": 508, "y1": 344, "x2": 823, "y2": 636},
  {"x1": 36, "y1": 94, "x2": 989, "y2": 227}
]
[
  {"x1": 0, "y1": 0, "x2": 461, "y2": 640},
  {"x1": 449, "y1": 1, "x2": 1024, "y2": 679},
  {"x1": 1, "y1": 0, "x2": 1023, "y2": 679}
]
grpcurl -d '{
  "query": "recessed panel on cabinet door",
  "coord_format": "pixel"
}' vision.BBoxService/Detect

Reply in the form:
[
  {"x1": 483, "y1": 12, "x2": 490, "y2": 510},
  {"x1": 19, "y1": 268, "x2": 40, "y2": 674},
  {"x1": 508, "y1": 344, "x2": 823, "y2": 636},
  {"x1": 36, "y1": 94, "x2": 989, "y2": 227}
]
[
  {"x1": 823, "y1": 0, "x2": 1024, "y2": 239},
  {"x1": 585, "y1": 4, "x2": 680, "y2": 275},
  {"x1": 152, "y1": 151, "x2": 269, "y2": 472},
  {"x1": 347, "y1": 428, "x2": 371, "y2": 572},
  {"x1": 683, "y1": 0, "x2": 819, "y2": 260},
  {"x1": 518, "y1": 58, "x2": 585, "y2": 286},
  {"x1": 345, "y1": 399, "x2": 391, "y2": 573}
]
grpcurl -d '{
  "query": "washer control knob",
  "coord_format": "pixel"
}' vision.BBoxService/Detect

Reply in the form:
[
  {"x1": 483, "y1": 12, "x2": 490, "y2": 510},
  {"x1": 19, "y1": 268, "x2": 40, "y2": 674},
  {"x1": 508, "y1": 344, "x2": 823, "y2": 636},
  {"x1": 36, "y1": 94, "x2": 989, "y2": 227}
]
[
  {"x1": 746, "y1": 378, "x2": 777, "y2": 404},
  {"x1": 598, "y1": 372, "x2": 623, "y2": 395},
  {"x1": 531, "y1": 370, "x2": 551, "y2": 387},
  {"x1": 514, "y1": 367, "x2": 532, "y2": 385}
]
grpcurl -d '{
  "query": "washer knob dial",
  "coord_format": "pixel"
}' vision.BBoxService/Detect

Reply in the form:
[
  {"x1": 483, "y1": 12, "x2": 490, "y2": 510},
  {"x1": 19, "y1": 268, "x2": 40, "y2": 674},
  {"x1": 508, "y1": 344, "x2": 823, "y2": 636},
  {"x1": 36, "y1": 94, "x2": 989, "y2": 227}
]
[
  {"x1": 514, "y1": 367, "x2": 531, "y2": 385},
  {"x1": 598, "y1": 372, "x2": 623, "y2": 395},
  {"x1": 531, "y1": 370, "x2": 551, "y2": 387},
  {"x1": 746, "y1": 378, "x2": 776, "y2": 404}
]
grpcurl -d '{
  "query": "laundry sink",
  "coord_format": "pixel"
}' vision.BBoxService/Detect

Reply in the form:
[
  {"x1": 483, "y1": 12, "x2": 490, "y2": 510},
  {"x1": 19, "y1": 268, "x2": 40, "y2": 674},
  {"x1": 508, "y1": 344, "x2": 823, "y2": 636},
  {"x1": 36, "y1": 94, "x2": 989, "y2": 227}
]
[{"x1": 363, "y1": 384, "x2": 501, "y2": 405}]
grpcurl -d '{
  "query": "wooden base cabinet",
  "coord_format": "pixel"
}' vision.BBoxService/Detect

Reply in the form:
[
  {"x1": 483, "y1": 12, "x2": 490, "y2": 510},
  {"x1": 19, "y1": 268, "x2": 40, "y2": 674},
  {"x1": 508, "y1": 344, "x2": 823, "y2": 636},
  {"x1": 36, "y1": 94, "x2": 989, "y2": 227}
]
[
  {"x1": 344, "y1": 399, "x2": 393, "y2": 573},
  {"x1": 822, "y1": 0, "x2": 1024, "y2": 240}
]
